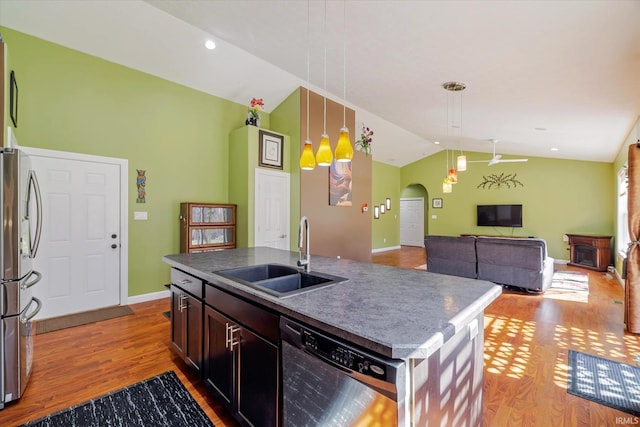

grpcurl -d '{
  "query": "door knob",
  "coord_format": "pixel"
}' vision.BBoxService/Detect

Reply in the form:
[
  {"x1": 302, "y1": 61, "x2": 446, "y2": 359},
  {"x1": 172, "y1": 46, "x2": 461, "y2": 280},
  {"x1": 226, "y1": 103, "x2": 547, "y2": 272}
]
[
  {"x1": 111, "y1": 244, "x2": 118, "y2": 249},
  {"x1": 111, "y1": 234, "x2": 117, "y2": 239}
]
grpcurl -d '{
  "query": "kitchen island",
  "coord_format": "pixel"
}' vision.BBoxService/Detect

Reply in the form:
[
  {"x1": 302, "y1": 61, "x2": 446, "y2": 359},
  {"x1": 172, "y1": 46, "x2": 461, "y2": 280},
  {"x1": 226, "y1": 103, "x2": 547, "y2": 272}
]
[{"x1": 163, "y1": 247, "x2": 501, "y2": 426}]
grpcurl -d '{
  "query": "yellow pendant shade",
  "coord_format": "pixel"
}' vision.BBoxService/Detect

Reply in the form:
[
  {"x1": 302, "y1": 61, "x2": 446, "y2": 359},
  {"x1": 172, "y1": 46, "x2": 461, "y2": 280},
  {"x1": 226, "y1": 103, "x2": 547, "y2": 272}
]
[
  {"x1": 457, "y1": 155, "x2": 467, "y2": 171},
  {"x1": 316, "y1": 134, "x2": 333, "y2": 166},
  {"x1": 335, "y1": 127, "x2": 353, "y2": 162},
  {"x1": 299, "y1": 140, "x2": 316, "y2": 170},
  {"x1": 443, "y1": 177, "x2": 453, "y2": 193}
]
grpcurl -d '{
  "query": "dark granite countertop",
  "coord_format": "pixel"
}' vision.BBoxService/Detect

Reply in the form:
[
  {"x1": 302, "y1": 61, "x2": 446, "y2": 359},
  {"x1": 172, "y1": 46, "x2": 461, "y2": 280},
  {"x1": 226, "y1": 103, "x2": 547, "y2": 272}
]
[{"x1": 163, "y1": 247, "x2": 501, "y2": 359}]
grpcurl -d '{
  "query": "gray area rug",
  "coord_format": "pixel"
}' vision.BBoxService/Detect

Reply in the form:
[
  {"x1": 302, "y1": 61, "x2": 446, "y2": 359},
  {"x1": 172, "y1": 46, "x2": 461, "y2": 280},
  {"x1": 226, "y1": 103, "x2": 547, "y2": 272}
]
[
  {"x1": 551, "y1": 270, "x2": 589, "y2": 292},
  {"x1": 36, "y1": 305, "x2": 134, "y2": 334},
  {"x1": 568, "y1": 350, "x2": 640, "y2": 416},
  {"x1": 20, "y1": 371, "x2": 214, "y2": 427}
]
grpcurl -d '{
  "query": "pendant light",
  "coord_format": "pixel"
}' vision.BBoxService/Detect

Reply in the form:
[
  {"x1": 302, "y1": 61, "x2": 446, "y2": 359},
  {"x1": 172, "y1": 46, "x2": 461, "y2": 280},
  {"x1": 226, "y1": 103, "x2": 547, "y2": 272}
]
[
  {"x1": 443, "y1": 148, "x2": 453, "y2": 193},
  {"x1": 334, "y1": 0, "x2": 353, "y2": 162},
  {"x1": 299, "y1": 0, "x2": 316, "y2": 170},
  {"x1": 315, "y1": 0, "x2": 333, "y2": 166},
  {"x1": 443, "y1": 81, "x2": 467, "y2": 172}
]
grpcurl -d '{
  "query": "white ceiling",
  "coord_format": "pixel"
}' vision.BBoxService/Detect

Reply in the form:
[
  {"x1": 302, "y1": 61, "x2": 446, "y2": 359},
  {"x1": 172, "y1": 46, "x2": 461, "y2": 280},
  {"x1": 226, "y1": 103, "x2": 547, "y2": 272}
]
[{"x1": 2, "y1": 0, "x2": 640, "y2": 167}]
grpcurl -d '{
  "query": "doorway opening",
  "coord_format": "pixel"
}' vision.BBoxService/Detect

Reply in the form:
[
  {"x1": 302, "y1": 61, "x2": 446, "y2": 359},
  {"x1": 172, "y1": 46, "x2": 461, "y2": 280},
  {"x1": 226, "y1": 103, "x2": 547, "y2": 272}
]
[{"x1": 400, "y1": 183, "x2": 428, "y2": 247}]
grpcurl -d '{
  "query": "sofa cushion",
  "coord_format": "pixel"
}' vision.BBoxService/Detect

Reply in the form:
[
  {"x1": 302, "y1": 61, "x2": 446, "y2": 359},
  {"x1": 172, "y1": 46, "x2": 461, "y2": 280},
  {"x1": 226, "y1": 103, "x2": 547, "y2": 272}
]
[
  {"x1": 476, "y1": 237, "x2": 553, "y2": 292},
  {"x1": 424, "y1": 235, "x2": 477, "y2": 279}
]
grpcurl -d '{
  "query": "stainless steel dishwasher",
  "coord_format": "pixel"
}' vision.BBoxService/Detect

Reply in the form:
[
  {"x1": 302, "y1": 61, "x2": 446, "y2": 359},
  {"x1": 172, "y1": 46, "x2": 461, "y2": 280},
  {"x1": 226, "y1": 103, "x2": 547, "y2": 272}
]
[{"x1": 280, "y1": 317, "x2": 406, "y2": 426}]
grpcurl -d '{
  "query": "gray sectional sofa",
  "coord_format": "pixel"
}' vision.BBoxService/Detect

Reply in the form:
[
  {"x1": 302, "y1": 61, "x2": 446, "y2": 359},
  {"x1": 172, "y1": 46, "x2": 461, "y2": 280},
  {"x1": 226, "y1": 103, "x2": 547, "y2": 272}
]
[{"x1": 424, "y1": 235, "x2": 554, "y2": 293}]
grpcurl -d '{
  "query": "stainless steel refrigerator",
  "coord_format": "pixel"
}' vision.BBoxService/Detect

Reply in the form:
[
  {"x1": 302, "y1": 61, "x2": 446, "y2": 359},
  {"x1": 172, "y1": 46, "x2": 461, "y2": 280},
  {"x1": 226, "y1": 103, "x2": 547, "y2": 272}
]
[{"x1": 0, "y1": 147, "x2": 42, "y2": 409}]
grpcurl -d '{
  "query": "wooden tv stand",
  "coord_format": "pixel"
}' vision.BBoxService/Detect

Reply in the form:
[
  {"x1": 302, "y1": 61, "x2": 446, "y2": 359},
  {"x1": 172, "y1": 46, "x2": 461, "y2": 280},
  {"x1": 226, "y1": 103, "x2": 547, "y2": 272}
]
[{"x1": 566, "y1": 234, "x2": 612, "y2": 272}]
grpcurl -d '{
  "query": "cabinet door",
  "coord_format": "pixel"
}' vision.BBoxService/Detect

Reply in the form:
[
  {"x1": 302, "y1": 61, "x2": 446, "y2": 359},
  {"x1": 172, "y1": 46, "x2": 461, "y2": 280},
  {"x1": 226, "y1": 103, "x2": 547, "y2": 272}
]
[
  {"x1": 184, "y1": 294, "x2": 203, "y2": 373},
  {"x1": 204, "y1": 306, "x2": 235, "y2": 406},
  {"x1": 237, "y1": 329, "x2": 279, "y2": 427},
  {"x1": 170, "y1": 286, "x2": 186, "y2": 359}
]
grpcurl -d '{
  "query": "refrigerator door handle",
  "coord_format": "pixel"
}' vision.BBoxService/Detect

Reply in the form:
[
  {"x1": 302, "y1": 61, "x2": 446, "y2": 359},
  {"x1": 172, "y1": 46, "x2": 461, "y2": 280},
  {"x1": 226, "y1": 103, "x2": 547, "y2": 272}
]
[
  {"x1": 27, "y1": 170, "x2": 43, "y2": 259},
  {"x1": 20, "y1": 297, "x2": 42, "y2": 323},
  {"x1": 21, "y1": 271, "x2": 42, "y2": 290}
]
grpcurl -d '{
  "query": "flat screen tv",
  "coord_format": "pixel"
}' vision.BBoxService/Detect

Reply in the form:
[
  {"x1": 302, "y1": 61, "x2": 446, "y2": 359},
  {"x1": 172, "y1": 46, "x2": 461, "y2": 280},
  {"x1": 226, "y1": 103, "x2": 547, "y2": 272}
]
[{"x1": 477, "y1": 204, "x2": 523, "y2": 227}]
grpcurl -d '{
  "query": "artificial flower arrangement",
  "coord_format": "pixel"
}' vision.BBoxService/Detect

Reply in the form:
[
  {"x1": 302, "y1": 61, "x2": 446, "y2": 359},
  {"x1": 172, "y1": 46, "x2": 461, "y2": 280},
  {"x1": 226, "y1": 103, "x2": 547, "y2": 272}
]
[
  {"x1": 355, "y1": 123, "x2": 374, "y2": 156},
  {"x1": 246, "y1": 97, "x2": 264, "y2": 126}
]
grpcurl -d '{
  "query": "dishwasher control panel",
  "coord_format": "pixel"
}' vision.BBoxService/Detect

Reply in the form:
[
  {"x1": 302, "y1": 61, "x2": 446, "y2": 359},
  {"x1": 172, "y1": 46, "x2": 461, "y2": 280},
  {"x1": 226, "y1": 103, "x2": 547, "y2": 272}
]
[{"x1": 301, "y1": 330, "x2": 387, "y2": 381}]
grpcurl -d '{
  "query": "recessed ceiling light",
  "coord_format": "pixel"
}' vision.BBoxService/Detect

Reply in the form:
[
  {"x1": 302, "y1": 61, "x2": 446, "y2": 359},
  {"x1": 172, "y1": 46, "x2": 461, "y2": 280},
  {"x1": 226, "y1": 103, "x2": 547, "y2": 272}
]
[
  {"x1": 550, "y1": 147, "x2": 559, "y2": 151},
  {"x1": 204, "y1": 39, "x2": 216, "y2": 50},
  {"x1": 434, "y1": 141, "x2": 440, "y2": 145}
]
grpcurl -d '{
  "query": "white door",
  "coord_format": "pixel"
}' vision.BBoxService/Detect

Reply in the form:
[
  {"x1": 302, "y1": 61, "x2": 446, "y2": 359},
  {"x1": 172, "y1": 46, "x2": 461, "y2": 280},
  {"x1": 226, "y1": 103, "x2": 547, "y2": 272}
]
[
  {"x1": 400, "y1": 198, "x2": 425, "y2": 247},
  {"x1": 255, "y1": 169, "x2": 290, "y2": 250},
  {"x1": 22, "y1": 148, "x2": 127, "y2": 319}
]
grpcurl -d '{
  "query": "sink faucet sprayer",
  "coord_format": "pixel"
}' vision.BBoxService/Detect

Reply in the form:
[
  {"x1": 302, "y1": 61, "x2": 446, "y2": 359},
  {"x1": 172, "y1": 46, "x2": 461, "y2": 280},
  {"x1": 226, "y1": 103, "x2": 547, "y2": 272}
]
[{"x1": 297, "y1": 216, "x2": 310, "y2": 272}]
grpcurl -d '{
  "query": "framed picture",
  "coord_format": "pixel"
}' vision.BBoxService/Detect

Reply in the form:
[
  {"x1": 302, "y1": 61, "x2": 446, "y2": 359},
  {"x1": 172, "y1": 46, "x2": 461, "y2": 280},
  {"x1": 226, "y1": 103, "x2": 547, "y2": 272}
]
[
  {"x1": 9, "y1": 70, "x2": 18, "y2": 128},
  {"x1": 259, "y1": 130, "x2": 284, "y2": 169},
  {"x1": 432, "y1": 198, "x2": 443, "y2": 209}
]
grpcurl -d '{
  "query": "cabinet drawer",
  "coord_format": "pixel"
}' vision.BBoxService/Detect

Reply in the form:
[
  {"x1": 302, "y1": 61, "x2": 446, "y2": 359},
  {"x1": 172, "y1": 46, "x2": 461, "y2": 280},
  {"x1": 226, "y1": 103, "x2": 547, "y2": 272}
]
[
  {"x1": 206, "y1": 285, "x2": 279, "y2": 344},
  {"x1": 171, "y1": 269, "x2": 203, "y2": 298}
]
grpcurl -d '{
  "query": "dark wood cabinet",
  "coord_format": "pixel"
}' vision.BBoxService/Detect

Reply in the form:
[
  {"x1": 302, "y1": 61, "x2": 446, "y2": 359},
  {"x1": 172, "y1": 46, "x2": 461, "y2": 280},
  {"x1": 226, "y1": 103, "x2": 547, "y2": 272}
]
[
  {"x1": 203, "y1": 306, "x2": 235, "y2": 405},
  {"x1": 170, "y1": 269, "x2": 203, "y2": 373},
  {"x1": 566, "y1": 234, "x2": 612, "y2": 272},
  {"x1": 179, "y1": 203, "x2": 236, "y2": 253},
  {"x1": 203, "y1": 286, "x2": 279, "y2": 427}
]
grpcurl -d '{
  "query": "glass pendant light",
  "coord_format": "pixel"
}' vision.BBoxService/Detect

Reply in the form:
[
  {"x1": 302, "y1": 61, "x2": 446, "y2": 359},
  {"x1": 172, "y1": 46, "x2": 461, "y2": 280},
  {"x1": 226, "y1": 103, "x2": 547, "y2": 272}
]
[
  {"x1": 457, "y1": 155, "x2": 467, "y2": 171},
  {"x1": 299, "y1": 1, "x2": 316, "y2": 171},
  {"x1": 335, "y1": 128, "x2": 353, "y2": 162},
  {"x1": 316, "y1": 133, "x2": 333, "y2": 166},
  {"x1": 448, "y1": 149, "x2": 457, "y2": 183},
  {"x1": 443, "y1": 177, "x2": 453, "y2": 193},
  {"x1": 334, "y1": 0, "x2": 353, "y2": 162},
  {"x1": 443, "y1": 148, "x2": 453, "y2": 193},
  {"x1": 300, "y1": 139, "x2": 316, "y2": 170},
  {"x1": 448, "y1": 168, "x2": 458, "y2": 183},
  {"x1": 316, "y1": 0, "x2": 332, "y2": 167},
  {"x1": 443, "y1": 81, "x2": 467, "y2": 172}
]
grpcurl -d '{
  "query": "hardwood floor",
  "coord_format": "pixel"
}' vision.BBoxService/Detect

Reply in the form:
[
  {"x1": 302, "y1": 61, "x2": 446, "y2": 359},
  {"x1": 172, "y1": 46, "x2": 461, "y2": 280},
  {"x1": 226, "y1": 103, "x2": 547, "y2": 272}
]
[{"x1": 1, "y1": 246, "x2": 638, "y2": 426}]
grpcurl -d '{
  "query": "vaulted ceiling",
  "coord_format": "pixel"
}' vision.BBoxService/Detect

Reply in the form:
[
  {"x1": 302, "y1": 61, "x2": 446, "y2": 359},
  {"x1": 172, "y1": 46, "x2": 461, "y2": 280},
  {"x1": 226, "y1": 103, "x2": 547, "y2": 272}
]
[{"x1": 2, "y1": 0, "x2": 640, "y2": 166}]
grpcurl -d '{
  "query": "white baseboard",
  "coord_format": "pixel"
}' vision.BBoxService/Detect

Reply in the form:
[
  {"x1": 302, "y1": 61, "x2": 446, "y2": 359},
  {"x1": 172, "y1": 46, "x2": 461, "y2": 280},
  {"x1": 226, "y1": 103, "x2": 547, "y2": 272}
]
[
  {"x1": 554, "y1": 259, "x2": 569, "y2": 265},
  {"x1": 127, "y1": 289, "x2": 170, "y2": 305},
  {"x1": 372, "y1": 245, "x2": 402, "y2": 254}
]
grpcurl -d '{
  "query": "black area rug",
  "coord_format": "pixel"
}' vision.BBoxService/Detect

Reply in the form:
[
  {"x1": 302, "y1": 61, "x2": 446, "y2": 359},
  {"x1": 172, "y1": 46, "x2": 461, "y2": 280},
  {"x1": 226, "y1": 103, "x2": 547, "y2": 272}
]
[
  {"x1": 568, "y1": 350, "x2": 640, "y2": 416},
  {"x1": 20, "y1": 371, "x2": 214, "y2": 427}
]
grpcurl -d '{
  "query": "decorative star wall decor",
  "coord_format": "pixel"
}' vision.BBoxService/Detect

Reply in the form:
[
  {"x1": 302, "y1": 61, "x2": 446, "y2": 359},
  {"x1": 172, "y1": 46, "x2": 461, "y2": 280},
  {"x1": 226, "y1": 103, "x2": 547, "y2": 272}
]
[{"x1": 477, "y1": 173, "x2": 524, "y2": 190}]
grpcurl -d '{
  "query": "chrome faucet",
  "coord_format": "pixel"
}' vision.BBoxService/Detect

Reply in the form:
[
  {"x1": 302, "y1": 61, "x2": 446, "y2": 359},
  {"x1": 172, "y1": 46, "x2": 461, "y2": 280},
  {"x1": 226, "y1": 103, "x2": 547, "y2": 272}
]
[{"x1": 297, "y1": 216, "x2": 310, "y2": 272}]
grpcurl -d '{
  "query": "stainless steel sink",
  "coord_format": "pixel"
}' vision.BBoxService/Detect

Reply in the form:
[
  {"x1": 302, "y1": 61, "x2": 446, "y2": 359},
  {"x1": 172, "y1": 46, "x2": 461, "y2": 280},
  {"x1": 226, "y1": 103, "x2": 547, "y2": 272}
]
[{"x1": 217, "y1": 264, "x2": 347, "y2": 297}]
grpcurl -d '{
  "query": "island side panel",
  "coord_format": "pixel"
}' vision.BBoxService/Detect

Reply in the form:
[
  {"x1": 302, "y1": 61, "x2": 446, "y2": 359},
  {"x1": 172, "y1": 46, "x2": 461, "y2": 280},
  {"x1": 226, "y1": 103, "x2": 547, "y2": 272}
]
[{"x1": 411, "y1": 312, "x2": 484, "y2": 426}]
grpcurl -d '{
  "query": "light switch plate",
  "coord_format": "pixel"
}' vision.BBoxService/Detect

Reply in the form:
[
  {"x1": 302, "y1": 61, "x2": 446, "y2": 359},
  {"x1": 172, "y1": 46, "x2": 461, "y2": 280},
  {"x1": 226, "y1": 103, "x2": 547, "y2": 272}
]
[{"x1": 134, "y1": 211, "x2": 148, "y2": 220}]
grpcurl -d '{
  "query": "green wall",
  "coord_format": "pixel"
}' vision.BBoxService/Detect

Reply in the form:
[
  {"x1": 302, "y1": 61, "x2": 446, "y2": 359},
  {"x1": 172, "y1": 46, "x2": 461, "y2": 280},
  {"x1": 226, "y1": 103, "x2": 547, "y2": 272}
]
[
  {"x1": 269, "y1": 88, "x2": 301, "y2": 251},
  {"x1": 398, "y1": 150, "x2": 614, "y2": 260},
  {"x1": 2, "y1": 27, "x2": 268, "y2": 296},
  {"x1": 372, "y1": 161, "x2": 401, "y2": 249}
]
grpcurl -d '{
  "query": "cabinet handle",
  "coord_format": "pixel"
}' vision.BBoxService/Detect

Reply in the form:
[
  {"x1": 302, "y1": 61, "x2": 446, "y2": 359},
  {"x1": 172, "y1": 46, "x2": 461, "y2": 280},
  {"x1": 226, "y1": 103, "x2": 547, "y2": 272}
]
[
  {"x1": 178, "y1": 294, "x2": 188, "y2": 312},
  {"x1": 225, "y1": 323, "x2": 241, "y2": 351},
  {"x1": 229, "y1": 326, "x2": 241, "y2": 351},
  {"x1": 225, "y1": 322, "x2": 230, "y2": 349},
  {"x1": 178, "y1": 279, "x2": 192, "y2": 285}
]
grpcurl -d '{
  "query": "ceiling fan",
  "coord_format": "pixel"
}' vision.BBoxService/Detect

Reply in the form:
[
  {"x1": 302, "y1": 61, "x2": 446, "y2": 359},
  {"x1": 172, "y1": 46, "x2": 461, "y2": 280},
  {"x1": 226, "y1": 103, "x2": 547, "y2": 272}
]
[{"x1": 469, "y1": 139, "x2": 528, "y2": 166}]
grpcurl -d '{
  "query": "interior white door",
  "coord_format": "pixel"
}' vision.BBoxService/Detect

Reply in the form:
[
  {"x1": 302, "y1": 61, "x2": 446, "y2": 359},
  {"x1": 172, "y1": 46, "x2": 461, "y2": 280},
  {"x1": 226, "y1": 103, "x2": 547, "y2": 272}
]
[
  {"x1": 400, "y1": 198, "x2": 425, "y2": 247},
  {"x1": 255, "y1": 169, "x2": 290, "y2": 250},
  {"x1": 27, "y1": 153, "x2": 123, "y2": 319}
]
